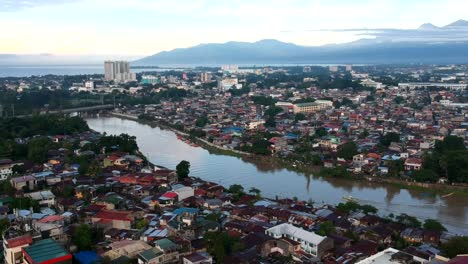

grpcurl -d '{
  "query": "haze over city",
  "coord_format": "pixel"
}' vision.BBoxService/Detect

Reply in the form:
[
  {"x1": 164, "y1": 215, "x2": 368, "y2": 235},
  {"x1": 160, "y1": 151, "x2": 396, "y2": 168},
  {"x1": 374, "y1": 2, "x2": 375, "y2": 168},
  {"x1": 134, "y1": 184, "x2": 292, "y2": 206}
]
[
  {"x1": 1, "y1": 1, "x2": 468, "y2": 264},
  {"x1": 1, "y1": 0, "x2": 468, "y2": 57}
]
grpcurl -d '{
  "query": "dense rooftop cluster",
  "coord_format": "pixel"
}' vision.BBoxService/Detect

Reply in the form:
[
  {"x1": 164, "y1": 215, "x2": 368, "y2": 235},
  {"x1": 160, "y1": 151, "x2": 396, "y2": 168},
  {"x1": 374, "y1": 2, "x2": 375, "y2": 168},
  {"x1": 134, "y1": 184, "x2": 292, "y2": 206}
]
[{"x1": 0, "y1": 64, "x2": 468, "y2": 263}]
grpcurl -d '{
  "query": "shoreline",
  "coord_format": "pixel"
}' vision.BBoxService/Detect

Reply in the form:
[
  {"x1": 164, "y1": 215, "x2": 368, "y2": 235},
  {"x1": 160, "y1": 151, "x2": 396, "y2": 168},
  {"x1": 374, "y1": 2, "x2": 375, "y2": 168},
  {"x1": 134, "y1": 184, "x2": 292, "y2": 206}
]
[{"x1": 104, "y1": 112, "x2": 468, "y2": 197}]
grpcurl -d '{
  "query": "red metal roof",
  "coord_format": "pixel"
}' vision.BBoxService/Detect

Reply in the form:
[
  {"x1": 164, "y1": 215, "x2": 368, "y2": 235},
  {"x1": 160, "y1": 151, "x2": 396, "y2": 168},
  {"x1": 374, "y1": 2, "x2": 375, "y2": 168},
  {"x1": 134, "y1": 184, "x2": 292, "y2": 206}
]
[
  {"x1": 162, "y1": 192, "x2": 178, "y2": 199},
  {"x1": 37, "y1": 215, "x2": 64, "y2": 223},
  {"x1": 94, "y1": 210, "x2": 132, "y2": 222},
  {"x1": 6, "y1": 235, "x2": 32, "y2": 248}
]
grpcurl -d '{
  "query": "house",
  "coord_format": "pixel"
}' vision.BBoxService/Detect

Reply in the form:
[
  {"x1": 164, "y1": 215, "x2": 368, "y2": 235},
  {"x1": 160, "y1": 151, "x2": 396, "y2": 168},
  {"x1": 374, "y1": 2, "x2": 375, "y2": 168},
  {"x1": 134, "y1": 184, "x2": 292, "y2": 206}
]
[
  {"x1": 172, "y1": 184, "x2": 194, "y2": 201},
  {"x1": 265, "y1": 223, "x2": 333, "y2": 258},
  {"x1": 355, "y1": 247, "x2": 428, "y2": 264},
  {"x1": 0, "y1": 159, "x2": 14, "y2": 181},
  {"x1": 22, "y1": 238, "x2": 72, "y2": 264},
  {"x1": 3, "y1": 235, "x2": 33, "y2": 264},
  {"x1": 25, "y1": 190, "x2": 56, "y2": 207},
  {"x1": 103, "y1": 240, "x2": 152, "y2": 261},
  {"x1": 405, "y1": 158, "x2": 423, "y2": 171},
  {"x1": 91, "y1": 210, "x2": 134, "y2": 229},
  {"x1": 11, "y1": 175, "x2": 37, "y2": 191},
  {"x1": 137, "y1": 247, "x2": 164, "y2": 264},
  {"x1": 149, "y1": 238, "x2": 181, "y2": 263},
  {"x1": 183, "y1": 252, "x2": 213, "y2": 264}
]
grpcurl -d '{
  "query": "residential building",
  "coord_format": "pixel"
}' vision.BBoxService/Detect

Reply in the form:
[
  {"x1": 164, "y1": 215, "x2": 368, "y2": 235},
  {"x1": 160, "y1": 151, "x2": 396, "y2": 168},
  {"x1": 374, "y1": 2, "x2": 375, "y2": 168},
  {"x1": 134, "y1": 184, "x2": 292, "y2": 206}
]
[
  {"x1": 399, "y1": 82, "x2": 467, "y2": 90},
  {"x1": 3, "y1": 235, "x2": 33, "y2": 264},
  {"x1": 91, "y1": 210, "x2": 134, "y2": 229},
  {"x1": 22, "y1": 238, "x2": 72, "y2": 264},
  {"x1": 104, "y1": 61, "x2": 136, "y2": 82},
  {"x1": 356, "y1": 248, "x2": 428, "y2": 264},
  {"x1": 265, "y1": 223, "x2": 333, "y2": 258},
  {"x1": 11, "y1": 176, "x2": 37, "y2": 191},
  {"x1": 183, "y1": 252, "x2": 213, "y2": 264},
  {"x1": 200, "y1": 72, "x2": 212, "y2": 83},
  {"x1": 0, "y1": 159, "x2": 14, "y2": 181},
  {"x1": 293, "y1": 100, "x2": 333, "y2": 114},
  {"x1": 25, "y1": 190, "x2": 56, "y2": 207}
]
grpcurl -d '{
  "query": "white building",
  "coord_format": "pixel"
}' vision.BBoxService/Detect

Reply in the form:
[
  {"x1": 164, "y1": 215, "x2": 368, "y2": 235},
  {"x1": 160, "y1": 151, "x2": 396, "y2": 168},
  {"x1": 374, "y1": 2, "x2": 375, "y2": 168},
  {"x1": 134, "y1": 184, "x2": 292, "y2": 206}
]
[
  {"x1": 356, "y1": 248, "x2": 429, "y2": 264},
  {"x1": 104, "y1": 61, "x2": 136, "y2": 82},
  {"x1": 292, "y1": 100, "x2": 333, "y2": 114},
  {"x1": 85, "y1": 81, "x2": 94, "y2": 89},
  {"x1": 200, "y1": 72, "x2": 212, "y2": 83},
  {"x1": 265, "y1": 223, "x2": 333, "y2": 258},
  {"x1": 218, "y1": 78, "x2": 242, "y2": 90},
  {"x1": 172, "y1": 184, "x2": 194, "y2": 201},
  {"x1": 0, "y1": 159, "x2": 14, "y2": 181},
  {"x1": 398, "y1": 82, "x2": 467, "y2": 90},
  {"x1": 361, "y1": 79, "x2": 384, "y2": 89},
  {"x1": 221, "y1": 65, "x2": 239, "y2": 73}
]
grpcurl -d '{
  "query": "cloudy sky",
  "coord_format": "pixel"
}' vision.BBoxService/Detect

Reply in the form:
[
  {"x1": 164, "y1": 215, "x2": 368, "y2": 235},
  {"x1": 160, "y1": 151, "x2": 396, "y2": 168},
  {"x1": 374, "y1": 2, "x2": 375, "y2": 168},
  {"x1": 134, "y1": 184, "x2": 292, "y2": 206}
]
[{"x1": 0, "y1": 0, "x2": 467, "y2": 56}]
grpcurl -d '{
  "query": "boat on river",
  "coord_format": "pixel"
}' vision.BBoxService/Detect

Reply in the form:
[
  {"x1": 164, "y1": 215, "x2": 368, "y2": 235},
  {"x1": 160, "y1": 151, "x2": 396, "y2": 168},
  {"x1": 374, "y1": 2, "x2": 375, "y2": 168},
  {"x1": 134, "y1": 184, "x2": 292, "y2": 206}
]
[{"x1": 342, "y1": 195, "x2": 359, "y2": 203}]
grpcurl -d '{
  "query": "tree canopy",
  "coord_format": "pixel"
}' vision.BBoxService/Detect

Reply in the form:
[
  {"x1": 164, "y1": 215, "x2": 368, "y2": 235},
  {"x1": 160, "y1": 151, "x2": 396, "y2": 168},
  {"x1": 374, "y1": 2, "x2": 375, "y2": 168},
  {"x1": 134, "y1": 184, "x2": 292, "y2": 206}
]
[{"x1": 176, "y1": 160, "x2": 190, "y2": 179}]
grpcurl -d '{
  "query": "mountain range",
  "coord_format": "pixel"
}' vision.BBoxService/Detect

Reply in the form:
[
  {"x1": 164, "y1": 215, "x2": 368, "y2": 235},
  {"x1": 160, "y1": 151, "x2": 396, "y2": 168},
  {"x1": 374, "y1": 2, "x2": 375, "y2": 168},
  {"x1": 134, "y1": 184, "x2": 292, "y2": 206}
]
[{"x1": 135, "y1": 19, "x2": 468, "y2": 65}]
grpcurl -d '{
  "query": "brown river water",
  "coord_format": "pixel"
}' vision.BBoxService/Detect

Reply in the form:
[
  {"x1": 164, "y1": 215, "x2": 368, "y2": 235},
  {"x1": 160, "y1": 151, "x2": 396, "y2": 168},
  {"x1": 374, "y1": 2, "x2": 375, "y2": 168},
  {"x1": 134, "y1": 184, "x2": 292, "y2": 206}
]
[{"x1": 87, "y1": 117, "x2": 468, "y2": 235}]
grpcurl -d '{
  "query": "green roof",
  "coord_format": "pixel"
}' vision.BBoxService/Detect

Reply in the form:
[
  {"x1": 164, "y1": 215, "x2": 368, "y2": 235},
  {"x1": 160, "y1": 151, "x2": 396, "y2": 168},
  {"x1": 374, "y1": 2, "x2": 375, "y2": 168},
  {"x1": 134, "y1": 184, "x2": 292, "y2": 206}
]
[
  {"x1": 154, "y1": 238, "x2": 178, "y2": 251},
  {"x1": 139, "y1": 247, "x2": 163, "y2": 261},
  {"x1": 0, "y1": 197, "x2": 13, "y2": 204},
  {"x1": 295, "y1": 102, "x2": 319, "y2": 107},
  {"x1": 23, "y1": 238, "x2": 70, "y2": 262}
]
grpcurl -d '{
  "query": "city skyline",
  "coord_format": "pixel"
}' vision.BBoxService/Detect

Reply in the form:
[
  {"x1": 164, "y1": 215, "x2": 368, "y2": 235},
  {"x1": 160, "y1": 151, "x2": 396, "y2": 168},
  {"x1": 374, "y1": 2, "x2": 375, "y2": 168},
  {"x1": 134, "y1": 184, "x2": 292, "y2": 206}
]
[{"x1": 1, "y1": 0, "x2": 468, "y2": 56}]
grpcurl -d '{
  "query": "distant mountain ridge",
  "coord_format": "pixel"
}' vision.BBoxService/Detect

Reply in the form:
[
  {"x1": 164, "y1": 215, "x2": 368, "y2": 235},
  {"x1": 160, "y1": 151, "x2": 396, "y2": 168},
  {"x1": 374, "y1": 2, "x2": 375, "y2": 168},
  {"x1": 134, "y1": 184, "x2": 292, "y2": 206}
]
[{"x1": 135, "y1": 19, "x2": 468, "y2": 65}]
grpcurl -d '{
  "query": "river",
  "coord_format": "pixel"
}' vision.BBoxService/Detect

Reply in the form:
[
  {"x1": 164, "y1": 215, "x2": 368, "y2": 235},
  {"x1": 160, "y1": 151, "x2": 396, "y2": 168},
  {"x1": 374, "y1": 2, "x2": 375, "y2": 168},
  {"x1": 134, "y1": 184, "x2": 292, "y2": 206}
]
[{"x1": 86, "y1": 117, "x2": 468, "y2": 235}]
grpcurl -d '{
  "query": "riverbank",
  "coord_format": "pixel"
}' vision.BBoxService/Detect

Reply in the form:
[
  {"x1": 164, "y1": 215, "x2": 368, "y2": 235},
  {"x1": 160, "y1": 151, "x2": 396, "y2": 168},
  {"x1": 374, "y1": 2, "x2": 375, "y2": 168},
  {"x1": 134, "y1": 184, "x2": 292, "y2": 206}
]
[{"x1": 107, "y1": 112, "x2": 468, "y2": 197}]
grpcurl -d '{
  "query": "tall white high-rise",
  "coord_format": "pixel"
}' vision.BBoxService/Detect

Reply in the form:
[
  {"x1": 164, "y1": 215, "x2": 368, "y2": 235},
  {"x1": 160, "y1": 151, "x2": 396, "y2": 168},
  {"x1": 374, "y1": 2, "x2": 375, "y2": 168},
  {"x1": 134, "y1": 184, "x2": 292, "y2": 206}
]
[{"x1": 104, "y1": 61, "x2": 136, "y2": 82}]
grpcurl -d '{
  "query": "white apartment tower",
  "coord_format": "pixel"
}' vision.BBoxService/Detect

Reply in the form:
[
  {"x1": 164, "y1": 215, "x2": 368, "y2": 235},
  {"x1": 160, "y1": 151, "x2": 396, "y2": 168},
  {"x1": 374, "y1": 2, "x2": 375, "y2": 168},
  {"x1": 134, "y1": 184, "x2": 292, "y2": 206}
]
[{"x1": 104, "y1": 61, "x2": 136, "y2": 82}]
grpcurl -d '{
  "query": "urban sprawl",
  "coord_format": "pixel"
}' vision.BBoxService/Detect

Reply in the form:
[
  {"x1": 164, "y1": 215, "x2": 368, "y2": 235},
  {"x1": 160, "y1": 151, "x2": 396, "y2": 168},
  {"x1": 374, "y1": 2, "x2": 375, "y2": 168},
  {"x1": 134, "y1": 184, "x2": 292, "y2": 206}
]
[{"x1": 0, "y1": 62, "x2": 467, "y2": 264}]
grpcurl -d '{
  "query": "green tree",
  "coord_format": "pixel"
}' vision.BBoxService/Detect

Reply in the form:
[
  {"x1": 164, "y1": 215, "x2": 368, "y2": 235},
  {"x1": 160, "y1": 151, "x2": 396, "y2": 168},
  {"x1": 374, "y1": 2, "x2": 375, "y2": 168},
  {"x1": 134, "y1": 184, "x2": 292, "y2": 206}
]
[
  {"x1": 136, "y1": 219, "x2": 149, "y2": 230},
  {"x1": 204, "y1": 231, "x2": 243, "y2": 263},
  {"x1": 317, "y1": 221, "x2": 335, "y2": 236},
  {"x1": 380, "y1": 132, "x2": 400, "y2": 147},
  {"x1": 435, "y1": 135, "x2": 464, "y2": 153},
  {"x1": 315, "y1": 127, "x2": 328, "y2": 137},
  {"x1": 394, "y1": 96, "x2": 404, "y2": 104},
  {"x1": 441, "y1": 236, "x2": 468, "y2": 258},
  {"x1": 248, "y1": 187, "x2": 261, "y2": 198},
  {"x1": 360, "y1": 204, "x2": 378, "y2": 214},
  {"x1": 195, "y1": 116, "x2": 209, "y2": 127},
  {"x1": 337, "y1": 142, "x2": 358, "y2": 160},
  {"x1": 87, "y1": 160, "x2": 102, "y2": 177},
  {"x1": 336, "y1": 201, "x2": 360, "y2": 214},
  {"x1": 395, "y1": 214, "x2": 421, "y2": 228},
  {"x1": 73, "y1": 224, "x2": 93, "y2": 251},
  {"x1": 423, "y1": 219, "x2": 447, "y2": 232},
  {"x1": 27, "y1": 137, "x2": 54, "y2": 163},
  {"x1": 0, "y1": 218, "x2": 10, "y2": 236},
  {"x1": 228, "y1": 184, "x2": 245, "y2": 202},
  {"x1": 0, "y1": 181, "x2": 15, "y2": 196},
  {"x1": 294, "y1": 113, "x2": 306, "y2": 122},
  {"x1": 176, "y1": 160, "x2": 190, "y2": 179},
  {"x1": 358, "y1": 129, "x2": 369, "y2": 139},
  {"x1": 412, "y1": 169, "x2": 438, "y2": 183},
  {"x1": 264, "y1": 106, "x2": 283, "y2": 117}
]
